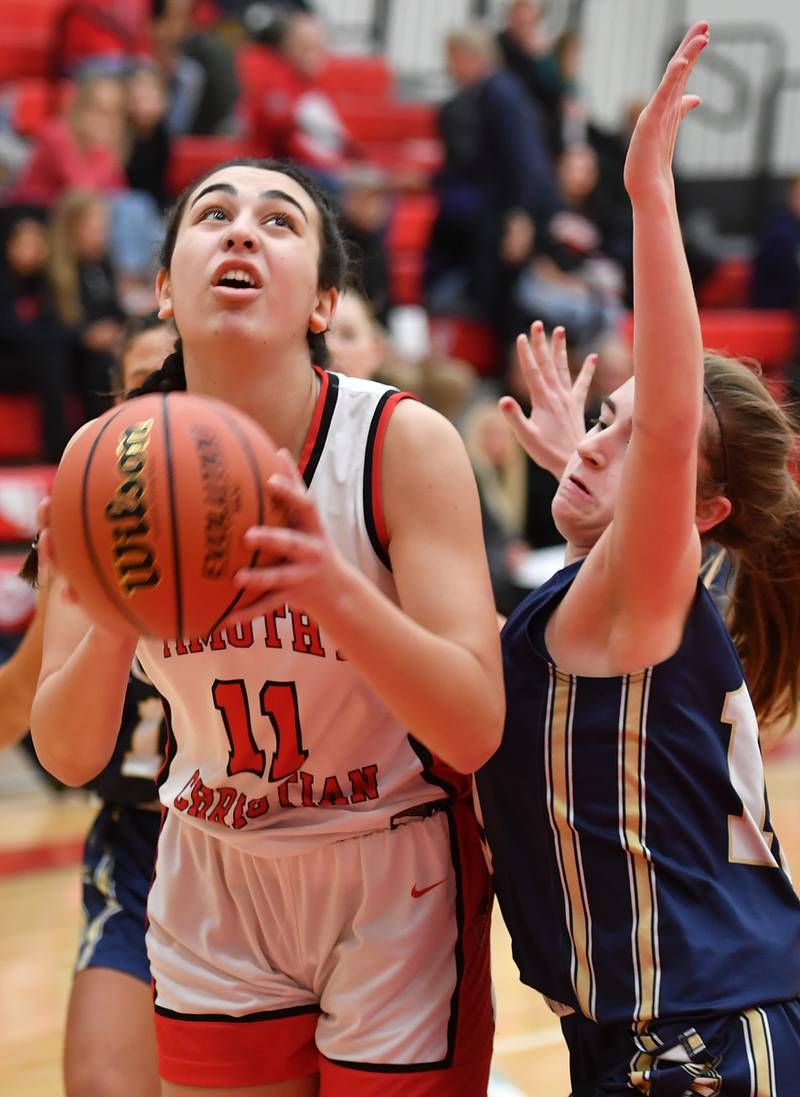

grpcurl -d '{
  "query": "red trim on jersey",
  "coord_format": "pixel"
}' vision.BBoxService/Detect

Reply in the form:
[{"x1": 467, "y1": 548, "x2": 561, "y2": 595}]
[
  {"x1": 370, "y1": 391, "x2": 415, "y2": 553},
  {"x1": 320, "y1": 799, "x2": 493, "y2": 1095},
  {"x1": 297, "y1": 365, "x2": 331, "y2": 479},
  {"x1": 155, "y1": 1007, "x2": 320, "y2": 1087}
]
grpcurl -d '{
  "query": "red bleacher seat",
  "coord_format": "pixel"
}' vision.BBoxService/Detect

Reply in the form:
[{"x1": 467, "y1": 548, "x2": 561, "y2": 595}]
[
  {"x1": 390, "y1": 252, "x2": 423, "y2": 306},
  {"x1": 317, "y1": 55, "x2": 393, "y2": 100},
  {"x1": 0, "y1": 553, "x2": 36, "y2": 633},
  {"x1": 0, "y1": 396, "x2": 45, "y2": 462},
  {"x1": 387, "y1": 194, "x2": 437, "y2": 253},
  {"x1": 697, "y1": 257, "x2": 752, "y2": 308},
  {"x1": 429, "y1": 316, "x2": 499, "y2": 376},
  {"x1": 0, "y1": 465, "x2": 56, "y2": 542},
  {"x1": 620, "y1": 309, "x2": 796, "y2": 366},
  {"x1": 0, "y1": 0, "x2": 64, "y2": 80},
  {"x1": 167, "y1": 135, "x2": 250, "y2": 196}
]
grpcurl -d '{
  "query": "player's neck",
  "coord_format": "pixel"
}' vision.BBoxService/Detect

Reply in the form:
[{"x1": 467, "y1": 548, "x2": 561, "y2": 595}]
[{"x1": 183, "y1": 343, "x2": 320, "y2": 462}]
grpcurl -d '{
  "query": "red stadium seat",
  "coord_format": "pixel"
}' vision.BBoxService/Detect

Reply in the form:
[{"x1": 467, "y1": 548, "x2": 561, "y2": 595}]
[
  {"x1": 0, "y1": 553, "x2": 36, "y2": 633},
  {"x1": 697, "y1": 258, "x2": 752, "y2": 308},
  {"x1": 387, "y1": 194, "x2": 437, "y2": 253},
  {"x1": 167, "y1": 135, "x2": 250, "y2": 196},
  {"x1": 317, "y1": 55, "x2": 393, "y2": 100},
  {"x1": 0, "y1": 465, "x2": 56, "y2": 543},
  {"x1": 429, "y1": 316, "x2": 499, "y2": 376},
  {"x1": 619, "y1": 309, "x2": 797, "y2": 366},
  {"x1": 390, "y1": 252, "x2": 423, "y2": 306},
  {"x1": 0, "y1": 396, "x2": 45, "y2": 462}
]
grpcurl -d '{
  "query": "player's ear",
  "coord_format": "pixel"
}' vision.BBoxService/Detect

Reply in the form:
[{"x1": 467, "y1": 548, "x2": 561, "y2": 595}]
[
  {"x1": 696, "y1": 493, "x2": 731, "y2": 534},
  {"x1": 156, "y1": 269, "x2": 174, "y2": 321},
  {"x1": 309, "y1": 287, "x2": 338, "y2": 335}
]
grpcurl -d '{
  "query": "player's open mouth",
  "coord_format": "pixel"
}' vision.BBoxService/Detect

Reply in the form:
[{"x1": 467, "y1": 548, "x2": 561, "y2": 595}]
[
  {"x1": 213, "y1": 261, "x2": 263, "y2": 290},
  {"x1": 568, "y1": 475, "x2": 591, "y2": 497}
]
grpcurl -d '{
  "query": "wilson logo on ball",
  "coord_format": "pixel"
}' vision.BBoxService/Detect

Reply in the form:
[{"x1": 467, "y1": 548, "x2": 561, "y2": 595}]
[{"x1": 105, "y1": 418, "x2": 161, "y2": 596}]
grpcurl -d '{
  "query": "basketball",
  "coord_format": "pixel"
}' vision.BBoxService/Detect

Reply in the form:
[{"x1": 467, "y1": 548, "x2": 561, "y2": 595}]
[{"x1": 49, "y1": 392, "x2": 283, "y2": 639}]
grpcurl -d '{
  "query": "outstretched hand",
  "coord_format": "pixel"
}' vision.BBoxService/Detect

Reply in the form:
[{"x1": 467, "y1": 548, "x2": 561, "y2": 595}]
[
  {"x1": 499, "y1": 321, "x2": 597, "y2": 480},
  {"x1": 624, "y1": 21, "x2": 709, "y2": 202}
]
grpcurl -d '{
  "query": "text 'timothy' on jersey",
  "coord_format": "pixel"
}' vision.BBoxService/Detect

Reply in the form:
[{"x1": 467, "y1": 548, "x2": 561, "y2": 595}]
[
  {"x1": 137, "y1": 370, "x2": 468, "y2": 856},
  {"x1": 476, "y1": 561, "x2": 800, "y2": 1025}
]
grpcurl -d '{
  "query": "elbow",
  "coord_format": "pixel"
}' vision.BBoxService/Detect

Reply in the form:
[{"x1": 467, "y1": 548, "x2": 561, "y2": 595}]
[{"x1": 450, "y1": 700, "x2": 506, "y2": 775}]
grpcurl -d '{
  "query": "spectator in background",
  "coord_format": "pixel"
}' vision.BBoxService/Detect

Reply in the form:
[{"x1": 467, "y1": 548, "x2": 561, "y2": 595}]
[
  {"x1": 338, "y1": 165, "x2": 392, "y2": 325},
  {"x1": 512, "y1": 142, "x2": 625, "y2": 350},
  {"x1": 751, "y1": 176, "x2": 800, "y2": 310},
  {"x1": 496, "y1": 0, "x2": 579, "y2": 154},
  {"x1": 53, "y1": 0, "x2": 151, "y2": 78},
  {"x1": 126, "y1": 65, "x2": 172, "y2": 209},
  {"x1": 0, "y1": 206, "x2": 72, "y2": 461},
  {"x1": 463, "y1": 400, "x2": 531, "y2": 615},
  {"x1": 12, "y1": 76, "x2": 163, "y2": 297},
  {"x1": 424, "y1": 23, "x2": 558, "y2": 355},
  {"x1": 12, "y1": 77, "x2": 128, "y2": 205},
  {"x1": 150, "y1": 4, "x2": 209, "y2": 136},
  {"x1": 50, "y1": 191, "x2": 125, "y2": 421},
  {"x1": 326, "y1": 285, "x2": 386, "y2": 381},
  {"x1": 241, "y1": 9, "x2": 355, "y2": 184}
]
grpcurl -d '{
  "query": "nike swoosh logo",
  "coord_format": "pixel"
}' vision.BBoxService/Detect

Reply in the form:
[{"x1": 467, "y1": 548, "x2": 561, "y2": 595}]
[{"x1": 411, "y1": 879, "x2": 447, "y2": 898}]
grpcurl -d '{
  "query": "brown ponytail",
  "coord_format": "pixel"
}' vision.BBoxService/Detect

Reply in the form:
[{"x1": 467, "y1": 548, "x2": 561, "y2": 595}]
[{"x1": 700, "y1": 353, "x2": 800, "y2": 733}]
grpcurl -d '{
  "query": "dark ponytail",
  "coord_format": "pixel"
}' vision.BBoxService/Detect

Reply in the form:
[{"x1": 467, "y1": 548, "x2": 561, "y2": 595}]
[{"x1": 127, "y1": 340, "x2": 187, "y2": 399}]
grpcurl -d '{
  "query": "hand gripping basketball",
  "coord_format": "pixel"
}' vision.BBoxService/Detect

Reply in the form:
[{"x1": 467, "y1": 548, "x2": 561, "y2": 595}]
[{"x1": 49, "y1": 393, "x2": 285, "y2": 639}]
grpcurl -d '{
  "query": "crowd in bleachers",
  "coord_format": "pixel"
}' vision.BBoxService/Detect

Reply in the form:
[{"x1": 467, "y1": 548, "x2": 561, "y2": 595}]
[{"x1": 0, "y1": 0, "x2": 799, "y2": 631}]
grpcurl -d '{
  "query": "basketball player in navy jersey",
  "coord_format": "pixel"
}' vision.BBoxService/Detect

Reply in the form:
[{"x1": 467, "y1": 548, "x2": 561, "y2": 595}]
[
  {"x1": 0, "y1": 315, "x2": 175, "y2": 1097},
  {"x1": 478, "y1": 23, "x2": 800, "y2": 1095}
]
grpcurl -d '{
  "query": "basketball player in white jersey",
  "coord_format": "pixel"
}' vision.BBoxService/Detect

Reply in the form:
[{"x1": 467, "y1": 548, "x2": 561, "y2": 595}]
[{"x1": 31, "y1": 158, "x2": 503, "y2": 1096}]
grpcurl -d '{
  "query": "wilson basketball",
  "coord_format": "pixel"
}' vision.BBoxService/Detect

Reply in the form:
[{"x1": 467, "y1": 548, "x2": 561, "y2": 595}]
[{"x1": 49, "y1": 392, "x2": 283, "y2": 639}]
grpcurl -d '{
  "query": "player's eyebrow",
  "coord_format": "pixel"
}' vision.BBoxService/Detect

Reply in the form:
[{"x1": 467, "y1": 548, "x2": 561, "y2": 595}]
[
  {"x1": 190, "y1": 183, "x2": 237, "y2": 208},
  {"x1": 259, "y1": 189, "x2": 309, "y2": 222},
  {"x1": 602, "y1": 397, "x2": 617, "y2": 417},
  {"x1": 189, "y1": 184, "x2": 309, "y2": 223}
]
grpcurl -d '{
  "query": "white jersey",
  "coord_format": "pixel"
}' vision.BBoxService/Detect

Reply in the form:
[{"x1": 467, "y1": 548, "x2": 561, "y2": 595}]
[{"x1": 138, "y1": 369, "x2": 465, "y2": 856}]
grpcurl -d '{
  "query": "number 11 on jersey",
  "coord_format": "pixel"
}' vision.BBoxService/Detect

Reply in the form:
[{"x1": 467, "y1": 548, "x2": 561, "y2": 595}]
[{"x1": 212, "y1": 679, "x2": 309, "y2": 781}]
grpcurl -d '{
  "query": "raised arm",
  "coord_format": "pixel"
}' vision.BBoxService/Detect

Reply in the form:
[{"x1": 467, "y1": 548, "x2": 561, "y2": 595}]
[
  {"x1": 235, "y1": 401, "x2": 504, "y2": 774},
  {"x1": 553, "y1": 23, "x2": 710, "y2": 670}
]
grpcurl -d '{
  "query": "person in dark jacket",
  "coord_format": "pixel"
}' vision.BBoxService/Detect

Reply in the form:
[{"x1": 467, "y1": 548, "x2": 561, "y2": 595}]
[
  {"x1": 0, "y1": 206, "x2": 73, "y2": 461},
  {"x1": 424, "y1": 23, "x2": 559, "y2": 356}
]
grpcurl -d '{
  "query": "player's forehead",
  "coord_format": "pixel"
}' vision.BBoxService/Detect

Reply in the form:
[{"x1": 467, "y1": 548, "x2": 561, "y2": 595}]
[
  {"x1": 606, "y1": 376, "x2": 634, "y2": 419},
  {"x1": 184, "y1": 165, "x2": 320, "y2": 225}
]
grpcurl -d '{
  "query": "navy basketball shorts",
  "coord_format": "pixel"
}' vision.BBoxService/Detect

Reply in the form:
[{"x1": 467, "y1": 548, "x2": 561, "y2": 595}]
[
  {"x1": 147, "y1": 799, "x2": 494, "y2": 1095},
  {"x1": 562, "y1": 999, "x2": 800, "y2": 1095},
  {"x1": 76, "y1": 802, "x2": 161, "y2": 984}
]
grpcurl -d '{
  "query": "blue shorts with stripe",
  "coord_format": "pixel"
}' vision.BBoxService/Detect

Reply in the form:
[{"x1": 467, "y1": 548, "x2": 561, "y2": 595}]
[
  {"x1": 562, "y1": 999, "x2": 800, "y2": 1096},
  {"x1": 76, "y1": 803, "x2": 161, "y2": 984}
]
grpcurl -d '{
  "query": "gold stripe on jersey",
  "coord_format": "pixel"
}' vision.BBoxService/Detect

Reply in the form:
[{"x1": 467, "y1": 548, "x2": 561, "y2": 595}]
[
  {"x1": 618, "y1": 670, "x2": 661, "y2": 1022},
  {"x1": 545, "y1": 667, "x2": 596, "y2": 1019},
  {"x1": 741, "y1": 1007, "x2": 777, "y2": 1096}
]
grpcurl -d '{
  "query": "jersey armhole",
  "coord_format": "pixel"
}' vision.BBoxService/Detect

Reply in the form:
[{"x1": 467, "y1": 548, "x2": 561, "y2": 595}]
[{"x1": 362, "y1": 391, "x2": 417, "y2": 570}]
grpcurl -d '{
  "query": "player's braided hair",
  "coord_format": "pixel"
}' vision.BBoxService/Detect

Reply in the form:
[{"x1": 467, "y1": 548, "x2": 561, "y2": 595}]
[
  {"x1": 699, "y1": 351, "x2": 800, "y2": 734},
  {"x1": 127, "y1": 342, "x2": 187, "y2": 397},
  {"x1": 132, "y1": 157, "x2": 347, "y2": 396}
]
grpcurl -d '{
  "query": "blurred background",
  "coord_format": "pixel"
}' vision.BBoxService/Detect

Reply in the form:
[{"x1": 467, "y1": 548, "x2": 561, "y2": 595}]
[{"x1": 1, "y1": 3, "x2": 800, "y2": 1093}]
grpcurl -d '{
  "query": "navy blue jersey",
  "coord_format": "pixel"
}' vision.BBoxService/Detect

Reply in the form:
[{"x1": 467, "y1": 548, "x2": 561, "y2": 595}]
[
  {"x1": 87, "y1": 663, "x2": 167, "y2": 805},
  {"x1": 477, "y1": 561, "x2": 800, "y2": 1025}
]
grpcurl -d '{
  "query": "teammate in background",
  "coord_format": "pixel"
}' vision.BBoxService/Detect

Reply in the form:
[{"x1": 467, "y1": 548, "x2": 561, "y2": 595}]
[
  {"x1": 478, "y1": 24, "x2": 800, "y2": 1094},
  {"x1": 32, "y1": 158, "x2": 503, "y2": 1096},
  {"x1": 325, "y1": 284, "x2": 386, "y2": 381},
  {"x1": 0, "y1": 314, "x2": 175, "y2": 1097}
]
